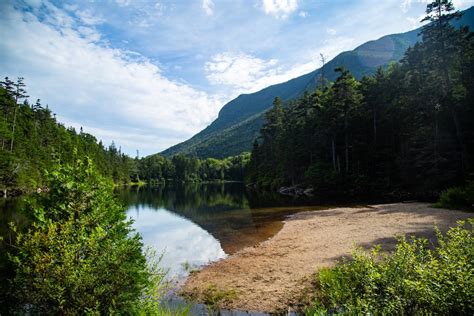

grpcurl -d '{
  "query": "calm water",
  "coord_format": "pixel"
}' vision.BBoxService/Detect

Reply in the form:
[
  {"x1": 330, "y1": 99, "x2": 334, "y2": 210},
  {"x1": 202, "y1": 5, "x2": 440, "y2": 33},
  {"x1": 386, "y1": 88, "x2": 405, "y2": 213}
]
[
  {"x1": 0, "y1": 183, "x2": 317, "y2": 281},
  {"x1": 116, "y1": 183, "x2": 316, "y2": 279}
]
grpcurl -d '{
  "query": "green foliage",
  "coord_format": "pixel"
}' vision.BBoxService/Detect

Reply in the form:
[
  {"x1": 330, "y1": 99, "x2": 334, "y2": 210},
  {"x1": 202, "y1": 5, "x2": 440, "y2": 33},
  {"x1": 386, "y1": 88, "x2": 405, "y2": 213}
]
[
  {"x1": 248, "y1": 5, "x2": 474, "y2": 196},
  {"x1": 161, "y1": 8, "x2": 474, "y2": 160},
  {"x1": 6, "y1": 158, "x2": 174, "y2": 314},
  {"x1": 309, "y1": 220, "x2": 474, "y2": 315},
  {"x1": 185, "y1": 283, "x2": 237, "y2": 314},
  {"x1": 0, "y1": 78, "x2": 248, "y2": 191},
  {"x1": 0, "y1": 79, "x2": 132, "y2": 190},
  {"x1": 436, "y1": 181, "x2": 474, "y2": 209},
  {"x1": 134, "y1": 152, "x2": 250, "y2": 184}
]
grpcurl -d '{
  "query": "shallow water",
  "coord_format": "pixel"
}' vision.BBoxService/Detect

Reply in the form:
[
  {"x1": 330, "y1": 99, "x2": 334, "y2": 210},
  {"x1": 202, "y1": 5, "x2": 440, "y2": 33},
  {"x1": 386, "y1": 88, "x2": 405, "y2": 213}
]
[
  {"x1": 117, "y1": 183, "x2": 313, "y2": 279},
  {"x1": 127, "y1": 205, "x2": 227, "y2": 278}
]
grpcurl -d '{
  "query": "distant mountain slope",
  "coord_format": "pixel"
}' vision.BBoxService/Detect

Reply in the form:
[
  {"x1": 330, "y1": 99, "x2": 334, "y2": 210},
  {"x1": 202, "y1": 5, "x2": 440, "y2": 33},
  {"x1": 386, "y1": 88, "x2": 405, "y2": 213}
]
[{"x1": 161, "y1": 7, "x2": 474, "y2": 159}]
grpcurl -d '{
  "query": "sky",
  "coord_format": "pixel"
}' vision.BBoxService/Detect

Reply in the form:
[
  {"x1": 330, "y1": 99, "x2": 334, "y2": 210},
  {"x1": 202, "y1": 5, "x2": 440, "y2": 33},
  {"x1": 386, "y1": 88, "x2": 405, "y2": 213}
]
[{"x1": 1, "y1": 0, "x2": 473, "y2": 156}]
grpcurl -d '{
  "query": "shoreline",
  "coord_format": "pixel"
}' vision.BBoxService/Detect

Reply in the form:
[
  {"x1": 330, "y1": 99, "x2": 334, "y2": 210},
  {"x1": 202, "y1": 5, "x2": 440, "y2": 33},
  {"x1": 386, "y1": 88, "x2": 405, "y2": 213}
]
[{"x1": 180, "y1": 203, "x2": 472, "y2": 313}]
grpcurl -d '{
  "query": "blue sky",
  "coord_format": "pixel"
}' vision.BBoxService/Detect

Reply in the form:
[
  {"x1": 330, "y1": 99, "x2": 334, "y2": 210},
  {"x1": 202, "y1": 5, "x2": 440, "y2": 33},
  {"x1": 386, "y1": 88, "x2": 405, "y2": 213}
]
[{"x1": 1, "y1": 0, "x2": 473, "y2": 156}]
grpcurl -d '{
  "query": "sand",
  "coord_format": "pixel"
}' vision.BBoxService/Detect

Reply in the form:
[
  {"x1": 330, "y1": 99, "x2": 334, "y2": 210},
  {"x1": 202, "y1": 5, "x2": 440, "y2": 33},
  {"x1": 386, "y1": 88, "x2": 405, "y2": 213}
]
[{"x1": 180, "y1": 203, "x2": 472, "y2": 313}]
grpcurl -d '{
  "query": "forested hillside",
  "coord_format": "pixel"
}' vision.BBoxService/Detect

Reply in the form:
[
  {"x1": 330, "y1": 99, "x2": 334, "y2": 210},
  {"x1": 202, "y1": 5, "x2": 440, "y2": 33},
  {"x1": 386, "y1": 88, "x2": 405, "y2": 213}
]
[
  {"x1": 161, "y1": 6, "x2": 474, "y2": 159},
  {"x1": 247, "y1": 6, "x2": 474, "y2": 198},
  {"x1": 0, "y1": 79, "x2": 132, "y2": 191},
  {"x1": 0, "y1": 80, "x2": 248, "y2": 192}
]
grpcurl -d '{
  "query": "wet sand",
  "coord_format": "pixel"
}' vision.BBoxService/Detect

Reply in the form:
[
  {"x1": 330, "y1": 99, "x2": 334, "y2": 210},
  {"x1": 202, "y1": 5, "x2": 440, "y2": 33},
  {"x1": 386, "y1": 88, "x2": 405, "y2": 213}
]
[{"x1": 180, "y1": 203, "x2": 472, "y2": 313}]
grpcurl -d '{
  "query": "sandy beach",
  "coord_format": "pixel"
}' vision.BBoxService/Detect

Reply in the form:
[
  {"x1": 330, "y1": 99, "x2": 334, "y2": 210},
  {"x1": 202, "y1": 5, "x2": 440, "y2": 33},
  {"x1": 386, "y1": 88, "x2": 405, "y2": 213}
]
[{"x1": 180, "y1": 203, "x2": 472, "y2": 313}]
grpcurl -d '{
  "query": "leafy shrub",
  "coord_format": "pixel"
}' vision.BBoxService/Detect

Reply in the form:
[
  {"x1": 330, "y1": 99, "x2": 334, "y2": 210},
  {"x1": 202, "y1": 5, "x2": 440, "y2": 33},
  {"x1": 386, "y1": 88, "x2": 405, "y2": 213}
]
[
  {"x1": 436, "y1": 181, "x2": 474, "y2": 210},
  {"x1": 309, "y1": 220, "x2": 474, "y2": 315},
  {"x1": 6, "y1": 158, "x2": 182, "y2": 315}
]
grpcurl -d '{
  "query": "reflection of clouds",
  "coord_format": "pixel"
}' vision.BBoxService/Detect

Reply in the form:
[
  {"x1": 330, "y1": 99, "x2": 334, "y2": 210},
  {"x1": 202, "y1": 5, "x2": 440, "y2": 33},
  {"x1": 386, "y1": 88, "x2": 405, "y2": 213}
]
[{"x1": 127, "y1": 206, "x2": 227, "y2": 279}]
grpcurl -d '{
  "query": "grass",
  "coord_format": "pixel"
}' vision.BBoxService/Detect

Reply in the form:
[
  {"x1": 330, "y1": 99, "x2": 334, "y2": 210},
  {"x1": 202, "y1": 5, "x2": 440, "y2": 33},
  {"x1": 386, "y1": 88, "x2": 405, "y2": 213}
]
[{"x1": 183, "y1": 283, "x2": 238, "y2": 314}]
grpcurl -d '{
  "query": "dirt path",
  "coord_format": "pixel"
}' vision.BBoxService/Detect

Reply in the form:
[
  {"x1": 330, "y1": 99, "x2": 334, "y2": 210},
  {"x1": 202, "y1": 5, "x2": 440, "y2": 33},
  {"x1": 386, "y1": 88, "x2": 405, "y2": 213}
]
[{"x1": 180, "y1": 203, "x2": 472, "y2": 313}]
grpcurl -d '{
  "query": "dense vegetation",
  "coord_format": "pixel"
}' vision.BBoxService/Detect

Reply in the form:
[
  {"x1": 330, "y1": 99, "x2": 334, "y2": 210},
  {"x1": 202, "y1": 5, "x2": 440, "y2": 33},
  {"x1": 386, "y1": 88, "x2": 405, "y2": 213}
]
[
  {"x1": 247, "y1": 2, "x2": 474, "y2": 200},
  {"x1": 309, "y1": 220, "x2": 473, "y2": 315},
  {"x1": 132, "y1": 152, "x2": 250, "y2": 184},
  {"x1": 1, "y1": 158, "x2": 182, "y2": 314},
  {"x1": 0, "y1": 81, "x2": 249, "y2": 192},
  {"x1": 161, "y1": 7, "x2": 474, "y2": 159},
  {"x1": 0, "y1": 79, "x2": 132, "y2": 190},
  {"x1": 435, "y1": 180, "x2": 474, "y2": 209}
]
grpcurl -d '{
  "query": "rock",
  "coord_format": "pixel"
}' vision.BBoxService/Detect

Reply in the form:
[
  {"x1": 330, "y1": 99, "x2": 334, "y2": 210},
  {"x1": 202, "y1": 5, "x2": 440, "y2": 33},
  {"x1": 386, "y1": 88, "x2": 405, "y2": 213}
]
[{"x1": 278, "y1": 186, "x2": 307, "y2": 197}]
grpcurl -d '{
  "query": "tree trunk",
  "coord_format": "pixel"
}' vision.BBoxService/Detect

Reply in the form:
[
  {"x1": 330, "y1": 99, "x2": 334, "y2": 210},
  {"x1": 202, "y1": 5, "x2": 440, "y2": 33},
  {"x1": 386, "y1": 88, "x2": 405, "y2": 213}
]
[
  {"x1": 373, "y1": 107, "x2": 377, "y2": 145},
  {"x1": 331, "y1": 135, "x2": 336, "y2": 172},
  {"x1": 450, "y1": 108, "x2": 468, "y2": 171},
  {"x1": 434, "y1": 110, "x2": 439, "y2": 178},
  {"x1": 344, "y1": 112, "x2": 349, "y2": 173},
  {"x1": 10, "y1": 106, "x2": 17, "y2": 152},
  {"x1": 337, "y1": 155, "x2": 341, "y2": 174}
]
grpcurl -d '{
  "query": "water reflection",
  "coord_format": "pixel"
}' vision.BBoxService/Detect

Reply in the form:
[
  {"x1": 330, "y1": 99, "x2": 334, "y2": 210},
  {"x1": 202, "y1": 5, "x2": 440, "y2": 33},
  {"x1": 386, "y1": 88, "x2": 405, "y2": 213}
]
[
  {"x1": 127, "y1": 205, "x2": 226, "y2": 278},
  {"x1": 118, "y1": 183, "x2": 316, "y2": 279},
  {"x1": 0, "y1": 184, "x2": 315, "y2": 282}
]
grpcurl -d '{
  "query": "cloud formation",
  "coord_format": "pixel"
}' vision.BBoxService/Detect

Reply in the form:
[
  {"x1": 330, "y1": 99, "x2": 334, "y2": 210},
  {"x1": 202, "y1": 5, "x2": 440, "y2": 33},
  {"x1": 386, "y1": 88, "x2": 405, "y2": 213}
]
[
  {"x1": 2, "y1": 0, "x2": 473, "y2": 156},
  {"x1": 262, "y1": 0, "x2": 298, "y2": 18},
  {"x1": 204, "y1": 34, "x2": 355, "y2": 96},
  {"x1": 202, "y1": 0, "x2": 214, "y2": 15},
  {"x1": 0, "y1": 1, "x2": 222, "y2": 155},
  {"x1": 401, "y1": 0, "x2": 469, "y2": 12}
]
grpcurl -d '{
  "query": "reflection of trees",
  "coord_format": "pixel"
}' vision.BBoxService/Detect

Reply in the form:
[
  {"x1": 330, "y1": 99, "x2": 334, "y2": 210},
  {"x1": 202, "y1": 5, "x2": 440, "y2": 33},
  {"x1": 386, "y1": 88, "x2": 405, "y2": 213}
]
[
  {"x1": 116, "y1": 184, "x2": 281, "y2": 253},
  {"x1": 115, "y1": 183, "x2": 322, "y2": 254},
  {"x1": 116, "y1": 183, "x2": 251, "y2": 216}
]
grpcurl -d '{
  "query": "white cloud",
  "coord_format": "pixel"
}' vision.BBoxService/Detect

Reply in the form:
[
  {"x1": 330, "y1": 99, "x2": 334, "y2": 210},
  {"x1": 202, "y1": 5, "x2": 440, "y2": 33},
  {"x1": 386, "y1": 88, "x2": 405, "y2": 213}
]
[
  {"x1": 262, "y1": 0, "x2": 298, "y2": 18},
  {"x1": 401, "y1": 0, "x2": 473, "y2": 13},
  {"x1": 75, "y1": 9, "x2": 105, "y2": 26},
  {"x1": 205, "y1": 36, "x2": 355, "y2": 98},
  {"x1": 405, "y1": 13, "x2": 428, "y2": 28},
  {"x1": 205, "y1": 52, "x2": 279, "y2": 92},
  {"x1": 298, "y1": 11, "x2": 308, "y2": 18},
  {"x1": 0, "y1": 1, "x2": 223, "y2": 155},
  {"x1": 205, "y1": 51, "x2": 330, "y2": 96},
  {"x1": 326, "y1": 28, "x2": 337, "y2": 35},
  {"x1": 115, "y1": 0, "x2": 132, "y2": 7},
  {"x1": 205, "y1": 36, "x2": 355, "y2": 95},
  {"x1": 400, "y1": 0, "x2": 430, "y2": 13},
  {"x1": 401, "y1": 0, "x2": 413, "y2": 13},
  {"x1": 452, "y1": 0, "x2": 474, "y2": 9},
  {"x1": 202, "y1": 0, "x2": 214, "y2": 16}
]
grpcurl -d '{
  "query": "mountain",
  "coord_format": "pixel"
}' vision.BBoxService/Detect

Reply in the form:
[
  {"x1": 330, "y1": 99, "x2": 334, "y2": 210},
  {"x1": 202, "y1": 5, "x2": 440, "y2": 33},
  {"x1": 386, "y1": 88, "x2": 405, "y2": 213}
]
[{"x1": 161, "y1": 7, "x2": 474, "y2": 159}]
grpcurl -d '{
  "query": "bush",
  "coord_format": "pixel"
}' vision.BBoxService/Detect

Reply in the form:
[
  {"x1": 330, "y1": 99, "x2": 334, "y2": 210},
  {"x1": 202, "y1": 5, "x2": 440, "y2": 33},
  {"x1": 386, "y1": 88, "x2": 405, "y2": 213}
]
[
  {"x1": 6, "y1": 158, "x2": 182, "y2": 314},
  {"x1": 436, "y1": 181, "x2": 474, "y2": 210},
  {"x1": 309, "y1": 220, "x2": 474, "y2": 315}
]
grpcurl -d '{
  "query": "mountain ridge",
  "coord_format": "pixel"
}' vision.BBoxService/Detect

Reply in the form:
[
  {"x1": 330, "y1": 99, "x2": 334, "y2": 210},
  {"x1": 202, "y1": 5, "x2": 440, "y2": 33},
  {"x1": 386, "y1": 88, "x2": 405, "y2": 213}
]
[{"x1": 161, "y1": 7, "x2": 474, "y2": 159}]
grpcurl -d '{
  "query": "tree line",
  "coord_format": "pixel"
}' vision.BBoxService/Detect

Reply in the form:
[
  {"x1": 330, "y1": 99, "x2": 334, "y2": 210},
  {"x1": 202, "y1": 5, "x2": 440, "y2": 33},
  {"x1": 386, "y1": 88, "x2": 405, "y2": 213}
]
[
  {"x1": 0, "y1": 81, "x2": 249, "y2": 192},
  {"x1": 0, "y1": 79, "x2": 132, "y2": 190},
  {"x1": 246, "y1": 2, "x2": 474, "y2": 199},
  {"x1": 132, "y1": 153, "x2": 250, "y2": 184}
]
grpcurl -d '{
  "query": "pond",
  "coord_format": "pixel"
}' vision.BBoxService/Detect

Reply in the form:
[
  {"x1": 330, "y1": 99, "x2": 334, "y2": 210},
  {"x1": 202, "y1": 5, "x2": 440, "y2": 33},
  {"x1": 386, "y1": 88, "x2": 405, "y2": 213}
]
[{"x1": 116, "y1": 183, "x2": 316, "y2": 279}]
